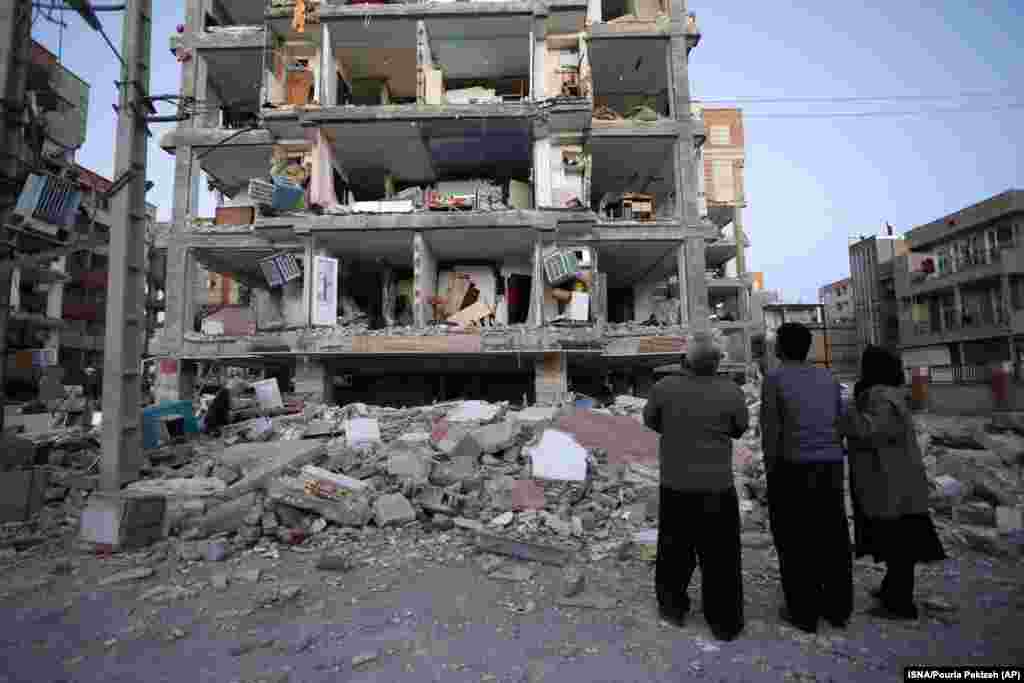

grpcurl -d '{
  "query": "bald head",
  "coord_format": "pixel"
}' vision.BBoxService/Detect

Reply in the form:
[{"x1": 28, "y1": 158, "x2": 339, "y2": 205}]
[{"x1": 686, "y1": 332, "x2": 722, "y2": 376}]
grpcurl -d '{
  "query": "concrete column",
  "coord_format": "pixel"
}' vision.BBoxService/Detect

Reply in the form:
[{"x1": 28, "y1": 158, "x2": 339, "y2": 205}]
[
  {"x1": 162, "y1": 0, "x2": 205, "y2": 401},
  {"x1": 676, "y1": 243, "x2": 689, "y2": 327},
  {"x1": 530, "y1": 237, "x2": 546, "y2": 327},
  {"x1": 1001, "y1": 274, "x2": 1011, "y2": 323},
  {"x1": 381, "y1": 265, "x2": 397, "y2": 328},
  {"x1": 293, "y1": 357, "x2": 328, "y2": 404},
  {"x1": 535, "y1": 352, "x2": 567, "y2": 405},
  {"x1": 45, "y1": 256, "x2": 66, "y2": 353},
  {"x1": 532, "y1": 17, "x2": 546, "y2": 99},
  {"x1": 733, "y1": 207, "x2": 747, "y2": 276},
  {"x1": 532, "y1": 138, "x2": 552, "y2": 207},
  {"x1": 669, "y1": 0, "x2": 699, "y2": 228},
  {"x1": 953, "y1": 285, "x2": 963, "y2": 329},
  {"x1": 685, "y1": 235, "x2": 708, "y2": 330},
  {"x1": 413, "y1": 232, "x2": 437, "y2": 328}
]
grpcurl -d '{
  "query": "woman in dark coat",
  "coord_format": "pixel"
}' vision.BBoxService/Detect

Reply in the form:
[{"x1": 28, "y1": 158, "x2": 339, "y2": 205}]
[{"x1": 840, "y1": 346, "x2": 946, "y2": 619}]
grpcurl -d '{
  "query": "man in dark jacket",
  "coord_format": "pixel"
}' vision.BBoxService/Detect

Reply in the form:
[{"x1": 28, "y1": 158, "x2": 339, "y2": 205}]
[
  {"x1": 643, "y1": 332, "x2": 749, "y2": 641},
  {"x1": 761, "y1": 322, "x2": 852, "y2": 633}
]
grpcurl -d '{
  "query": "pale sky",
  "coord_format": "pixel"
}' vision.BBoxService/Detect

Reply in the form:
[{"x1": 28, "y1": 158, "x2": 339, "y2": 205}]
[{"x1": 31, "y1": 0, "x2": 1023, "y2": 304}]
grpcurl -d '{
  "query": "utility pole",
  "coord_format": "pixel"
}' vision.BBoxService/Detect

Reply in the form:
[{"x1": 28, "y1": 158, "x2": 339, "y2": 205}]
[{"x1": 99, "y1": 0, "x2": 152, "y2": 490}]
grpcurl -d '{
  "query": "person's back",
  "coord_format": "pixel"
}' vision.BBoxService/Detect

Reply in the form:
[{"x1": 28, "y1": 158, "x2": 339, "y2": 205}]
[
  {"x1": 647, "y1": 372, "x2": 748, "y2": 492},
  {"x1": 764, "y1": 364, "x2": 843, "y2": 464}
]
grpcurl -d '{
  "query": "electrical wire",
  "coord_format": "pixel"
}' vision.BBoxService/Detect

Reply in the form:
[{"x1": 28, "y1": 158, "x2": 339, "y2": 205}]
[
  {"x1": 691, "y1": 88, "x2": 1019, "y2": 105},
  {"x1": 739, "y1": 101, "x2": 1024, "y2": 119}
]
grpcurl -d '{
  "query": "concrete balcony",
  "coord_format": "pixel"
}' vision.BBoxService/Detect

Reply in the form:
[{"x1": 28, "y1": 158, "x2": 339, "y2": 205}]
[
  {"x1": 895, "y1": 242, "x2": 1024, "y2": 299},
  {"x1": 898, "y1": 309, "x2": 1024, "y2": 348}
]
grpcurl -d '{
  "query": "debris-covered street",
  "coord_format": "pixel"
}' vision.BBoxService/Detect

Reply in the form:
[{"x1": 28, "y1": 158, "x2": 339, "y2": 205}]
[{"x1": 3, "y1": 389, "x2": 1022, "y2": 682}]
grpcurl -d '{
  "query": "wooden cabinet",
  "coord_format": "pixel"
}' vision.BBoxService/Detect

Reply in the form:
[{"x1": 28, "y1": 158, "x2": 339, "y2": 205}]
[{"x1": 286, "y1": 69, "x2": 313, "y2": 106}]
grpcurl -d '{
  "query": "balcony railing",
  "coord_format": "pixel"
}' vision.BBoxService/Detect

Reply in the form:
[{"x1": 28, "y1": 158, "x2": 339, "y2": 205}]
[
  {"x1": 923, "y1": 241, "x2": 1017, "y2": 280},
  {"x1": 903, "y1": 364, "x2": 993, "y2": 385},
  {"x1": 905, "y1": 307, "x2": 1011, "y2": 337}
]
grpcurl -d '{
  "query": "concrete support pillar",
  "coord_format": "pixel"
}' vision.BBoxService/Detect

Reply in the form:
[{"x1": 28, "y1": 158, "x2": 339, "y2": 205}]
[
  {"x1": 293, "y1": 357, "x2": 328, "y2": 404},
  {"x1": 45, "y1": 256, "x2": 66, "y2": 352},
  {"x1": 532, "y1": 138, "x2": 552, "y2": 208},
  {"x1": 381, "y1": 265, "x2": 396, "y2": 328},
  {"x1": 413, "y1": 232, "x2": 437, "y2": 328},
  {"x1": 733, "y1": 207, "x2": 747, "y2": 277},
  {"x1": 535, "y1": 352, "x2": 567, "y2": 405},
  {"x1": 321, "y1": 23, "x2": 336, "y2": 107},
  {"x1": 532, "y1": 17, "x2": 546, "y2": 99},
  {"x1": 530, "y1": 237, "x2": 546, "y2": 327},
  {"x1": 684, "y1": 235, "x2": 708, "y2": 330},
  {"x1": 676, "y1": 243, "x2": 689, "y2": 327},
  {"x1": 953, "y1": 285, "x2": 963, "y2": 328}
]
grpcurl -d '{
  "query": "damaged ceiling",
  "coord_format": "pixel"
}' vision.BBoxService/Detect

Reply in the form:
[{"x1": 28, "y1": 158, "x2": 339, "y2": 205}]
[
  {"x1": 199, "y1": 144, "x2": 275, "y2": 195},
  {"x1": 215, "y1": 0, "x2": 267, "y2": 26},
  {"x1": 424, "y1": 227, "x2": 537, "y2": 262},
  {"x1": 425, "y1": 16, "x2": 532, "y2": 81},
  {"x1": 588, "y1": 136, "x2": 675, "y2": 202},
  {"x1": 314, "y1": 230, "x2": 415, "y2": 268},
  {"x1": 321, "y1": 117, "x2": 532, "y2": 195},
  {"x1": 205, "y1": 48, "x2": 264, "y2": 109},
  {"x1": 596, "y1": 241, "x2": 679, "y2": 288},
  {"x1": 587, "y1": 37, "x2": 668, "y2": 97}
]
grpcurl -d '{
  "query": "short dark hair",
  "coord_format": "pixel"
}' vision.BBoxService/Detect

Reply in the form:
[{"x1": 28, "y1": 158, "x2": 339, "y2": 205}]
[{"x1": 776, "y1": 322, "x2": 812, "y2": 361}]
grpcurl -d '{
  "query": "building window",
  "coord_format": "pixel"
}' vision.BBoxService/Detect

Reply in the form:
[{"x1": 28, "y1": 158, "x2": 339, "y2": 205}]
[
  {"x1": 711, "y1": 160, "x2": 735, "y2": 203},
  {"x1": 709, "y1": 125, "x2": 730, "y2": 146}
]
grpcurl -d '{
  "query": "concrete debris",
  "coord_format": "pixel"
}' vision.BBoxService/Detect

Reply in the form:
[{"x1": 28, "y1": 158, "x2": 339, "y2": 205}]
[
  {"x1": 268, "y1": 477, "x2": 372, "y2": 527},
  {"x1": 346, "y1": 417, "x2": 382, "y2": 448},
  {"x1": 475, "y1": 531, "x2": 573, "y2": 566},
  {"x1": 351, "y1": 651, "x2": 380, "y2": 669},
  {"x1": 373, "y1": 493, "x2": 417, "y2": 527},
  {"x1": 217, "y1": 440, "x2": 327, "y2": 500},
  {"x1": 489, "y1": 511, "x2": 515, "y2": 527},
  {"x1": 233, "y1": 568, "x2": 262, "y2": 583},
  {"x1": 561, "y1": 566, "x2": 585, "y2": 597},
  {"x1": 204, "y1": 538, "x2": 231, "y2": 562},
  {"x1": 316, "y1": 551, "x2": 353, "y2": 572},
  {"x1": 430, "y1": 454, "x2": 478, "y2": 487},
  {"x1": 472, "y1": 422, "x2": 521, "y2": 454},
  {"x1": 192, "y1": 492, "x2": 260, "y2": 538},
  {"x1": 139, "y1": 584, "x2": 196, "y2": 603},
  {"x1": 99, "y1": 567, "x2": 154, "y2": 586},
  {"x1": 387, "y1": 449, "x2": 434, "y2": 482},
  {"x1": 489, "y1": 563, "x2": 535, "y2": 582},
  {"x1": 301, "y1": 465, "x2": 370, "y2": 493},
  {"x1": 555, "y1": 593, "x2": 619, "y2": 610},
  {"x1": 446, "y1": 400, "x2": 502, "y2": 424},
  {"x1": 996, "y1": 505, "x2": 1023, "y2": 534}
]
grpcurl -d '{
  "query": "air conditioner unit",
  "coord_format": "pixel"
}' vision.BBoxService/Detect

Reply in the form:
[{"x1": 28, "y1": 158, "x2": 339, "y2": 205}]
[
  {"x1": 543, "y1": 250, "x2": 579, "y2": 286},
  {"x1": 15, "y1": 173, "x2": 82, "y2": 233},
  {"x1": 259, "y1": 252, "x2": 302, "y2": 288}
]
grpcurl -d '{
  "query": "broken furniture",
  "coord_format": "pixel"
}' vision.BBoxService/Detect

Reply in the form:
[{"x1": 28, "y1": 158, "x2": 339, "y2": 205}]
[{"x1": 214, "y1": 206, "x2": 255, "y2": 226}]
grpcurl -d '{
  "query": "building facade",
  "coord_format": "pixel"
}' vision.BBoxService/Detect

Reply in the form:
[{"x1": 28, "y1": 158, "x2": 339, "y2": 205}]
[
  {"x1": 818, "y1": 277, "x2": 853, "y2": 324},
  {"x1": 849, "y1": 234, "x2": 905, "y2": 354},
  {"x1": 893, "y1": 189, "x2": 1024, "y2": 369},
  {"x1": 153, "y1": 0, "x2": 756, "y2": 406}
]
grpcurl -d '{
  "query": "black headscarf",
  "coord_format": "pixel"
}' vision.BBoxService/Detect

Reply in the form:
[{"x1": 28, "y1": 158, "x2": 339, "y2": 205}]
[{"x1": 854, "y1": 345, "x2": 904, "y2": 400}]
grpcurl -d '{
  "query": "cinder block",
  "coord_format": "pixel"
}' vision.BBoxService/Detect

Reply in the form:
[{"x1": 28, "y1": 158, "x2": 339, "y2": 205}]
[{"x1": 79, "y1": 492, "x2": 166, "y2": 550}]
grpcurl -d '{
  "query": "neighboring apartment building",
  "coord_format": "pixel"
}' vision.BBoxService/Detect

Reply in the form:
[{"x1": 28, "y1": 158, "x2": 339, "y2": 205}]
[
  {"x1": 691, "y1": 104, "x2": 753, "y2": 359},
  {"x1": 893, "y1": 189, "x2": 1024, "y2": 369},
  {"x1": 153, "y1": 0, "x2": 756, "y2": 406},
  {"x1": 819, "y1": 277, "x2": 853, "y2": 324},
  {"x1": 849, "y1": 234, "x2": 906, "y2": 353}
]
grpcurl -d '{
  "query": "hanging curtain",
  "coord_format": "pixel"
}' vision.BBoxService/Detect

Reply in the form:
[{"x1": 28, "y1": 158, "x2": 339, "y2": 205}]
[{"x1": 309, "y1": 129, "x2": 340, "y2": 208}]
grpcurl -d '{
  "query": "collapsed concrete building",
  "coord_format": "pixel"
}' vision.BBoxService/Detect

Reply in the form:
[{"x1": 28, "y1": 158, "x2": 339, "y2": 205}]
[{"x1": 152, "y1": 0, "x2": 754, "y2": 408}]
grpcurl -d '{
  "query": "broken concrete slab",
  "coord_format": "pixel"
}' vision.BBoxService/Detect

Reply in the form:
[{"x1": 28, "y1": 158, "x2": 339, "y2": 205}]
[
  {"x1": 99, "y1": 567, "x2": 154, "y2": 586},
  {"x1": 316, "y1": 551, "x2": 353, "y2": 572},
  {"x1": 373, "y1": 493, "x2": 417, "y2": 527},
  {"x1": 397, "y1": 431, "x2": 431, "y2": 445},
  {"x1": 217, "y1": 441, "x2": 327, "y2": 501},
  {"x1": 191, "y1": 493, "x2": 260, "y2": 538},
  {"x1": 996, "y1": 505, "x2": 1023, "y2": 534},
  {"x1": 267, "y1": 477, "x2": 372, "y2": 527},
  {"x1": 475, "y1": 531, "x2": 573, "y2": 566},
  {"x1": 542, "y1": 511, "x2": 574, "y2": 536},
  {"x1": 489, "y1": 511, "x2": 515, "y2": 527},
  {"x1": 561, "y1": 566, "x2": 585, "y2": 597},
  {"x1": 300, "y1": 465, "x2": 369, "y2": 493},
  {"x1": 447, "y1": 401, "x2": 502, "y2": 424},
  {"x1": 387, "y1": 449, "x2": 434, "y2": 482},
  {"x1": 304, "y1": 420, "x2": 336, "y2": 438},
  {"x1": 453, "y1": 517, "x2": 484, "y2": 532},
  {"x1": 79, "y1": 492, "x2": 167, "y2": 550},
  {"x1": 233, "y1": 568, "x2": 262, "y2": 583},
  {"x1": 472, "y1": 422, "x2": 520, "y2": 454},
  {"x1": 529, "y1": 430, "x2": 588, "y2": 481},
  {"x1": 511, "y1": 406, "x2": 558, "y2": 425},
  {"x1": 484, "y1": 475, "x2": 516, "y2": 511},
  {"x1": 430, "y1": 454, "x2": 478, "y2": 487},
  {"x1": 451, "y1": 433, "x2": 484, "y2": 461},
  {"x1": 956, "y1": 502, "x2": 997, "y2": 527},
  {"x1": 211, "y1": 465, "x2": 242, "y2": 486}
]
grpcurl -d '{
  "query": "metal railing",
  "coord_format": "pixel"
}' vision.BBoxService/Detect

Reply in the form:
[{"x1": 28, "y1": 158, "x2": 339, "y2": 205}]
[
  {"x1": 927, "y1": 242, "x2": 1016, "y2": 279},
  {"x1": 903, "y1": 364, "x2": 994, "y2": 385}
]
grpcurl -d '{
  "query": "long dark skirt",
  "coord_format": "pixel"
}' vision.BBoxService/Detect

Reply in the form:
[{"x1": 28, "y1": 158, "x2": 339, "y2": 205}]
[{"x1": 852, "y1": 503, "x2": 947, "y2": 564}]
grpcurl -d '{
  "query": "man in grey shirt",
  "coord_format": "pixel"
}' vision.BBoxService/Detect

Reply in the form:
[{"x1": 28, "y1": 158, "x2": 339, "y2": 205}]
[
  {"x1": 643, "y1": 333, "x2": 749, "y2": 641},
  {"x1": 761, "y1": 322, "x2": 852, "y2": 634}
]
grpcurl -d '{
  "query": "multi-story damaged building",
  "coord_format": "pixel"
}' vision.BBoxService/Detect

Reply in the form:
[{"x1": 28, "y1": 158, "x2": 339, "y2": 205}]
[{"x1": 153, "y1": 0, "x2": 754, "y2": 406}]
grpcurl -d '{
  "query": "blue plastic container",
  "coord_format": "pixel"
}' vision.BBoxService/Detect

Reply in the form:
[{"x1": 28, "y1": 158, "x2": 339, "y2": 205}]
[{"x1": 142, "y1": 400, "x2": 199, "y2": 449}]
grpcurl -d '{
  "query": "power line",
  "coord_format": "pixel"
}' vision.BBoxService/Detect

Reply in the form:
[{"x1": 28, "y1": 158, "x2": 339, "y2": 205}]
[
  {"x1": 739, "y1": 102, "x2": 1024, "y2": 119},
  {"x1": 692, "y1": 88, "x2": 1019, "y2": 105}
]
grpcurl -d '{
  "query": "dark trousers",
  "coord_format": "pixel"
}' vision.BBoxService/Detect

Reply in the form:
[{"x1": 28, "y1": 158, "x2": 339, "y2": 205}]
[
  {"x1": 656, "y1": 485, "x2": 744, "y2": 637},
  {"x1": 767, "y1": 460, "x2": 853, "y2": 629},
  {"x1": 879, "y1": 560, "x2": 916, "y2": 613}
]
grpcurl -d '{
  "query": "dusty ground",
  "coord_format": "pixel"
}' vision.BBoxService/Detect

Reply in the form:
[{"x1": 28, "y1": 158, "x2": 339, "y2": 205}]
[{"x1": 2, "y1": 523, "x2": 1021, "y2": 683}]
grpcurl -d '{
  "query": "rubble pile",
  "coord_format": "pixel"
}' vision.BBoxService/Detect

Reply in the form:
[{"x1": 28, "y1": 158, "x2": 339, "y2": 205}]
[{"x1": 3, "y1": 379, "x2": 1022, "y2": 569}]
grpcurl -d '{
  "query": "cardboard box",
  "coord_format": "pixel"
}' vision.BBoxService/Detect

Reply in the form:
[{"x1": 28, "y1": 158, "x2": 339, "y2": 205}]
[
  {"x1": 214, "y1": 206, "x2": 255, "y2": 226},
  {"x1": 0, "y1": 468, "x2": 51, "y2": 523}
]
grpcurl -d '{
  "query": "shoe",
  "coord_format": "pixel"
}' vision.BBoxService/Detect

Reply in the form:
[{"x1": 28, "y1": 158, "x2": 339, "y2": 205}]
[
  {"x1": 867, "y1": 604, "x2": 918, "y2": 621},
  {"x1": 778, "y1": 607, "x2": 817, "y2": 634},
  {"x1": 658, "y1": 610, "x2": 687, "y2": 628},
  {"x1": 711, "y1": 627, "x2": 742, "y2": 642}
]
